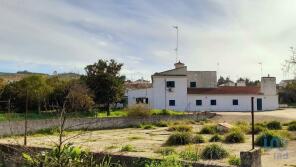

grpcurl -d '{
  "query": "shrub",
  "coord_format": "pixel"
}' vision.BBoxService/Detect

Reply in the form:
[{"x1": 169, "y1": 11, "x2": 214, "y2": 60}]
[
  {"x1": 140, "y1": 124, "x2": 155, "y2": 129},
  {"x1": 266, "y1": 121, "x2": 282, "y2": 130},
  {"x1": 255, "y1": 131, "x2": 286, "y2": 147},
  {"x1": 224, "y1": 130, "x2": 245, "y2": 143},
  {"x1": 200, "y1": 125, "x2": 217, "y2": 134},
  {"x1": 154, "y1": 121, "x2": 169, "y2": 127},
  {"x1": 166, "y1": 132, "x2": 192, "y2": 145},
  {"x1": 168, "y1": 125, "x2": 193, "y2": 132},
  {"x1": 155, "y1": 147, "x2": 176, "y2": 156},
  {"x1": 201, "y1": 144, "x2": 229, "y2": 160},
  {"x1": 288, "y1": 122, "x2": 296, "y2": 131},
  {"x1": 146, "y1": 155, "x2": 182, "y2": 167},
  {"x1": 120, "y1": 144, "x2": 136, "y2": 152},
  {"x1": 234, "y1": 121, "x2": 250, "y2": 133},
  {"x1": 193, "y1": 134, "x2": 206, "y2": 143},
  {"x1": 126, "y1": 104, "x2": 151, "y2": 117},
  {"x1": 228, "y1": 155, "x2": 241, "y2": 166},
  {"x1": 209, "y1": 134, "x2": 223, "y2": 142},
  {"x1": 249, "y1": 125, "x2": 267, "y2": 134},
  {"x1": 179, "y1": 146, "x2": 200, "y2": 161}
]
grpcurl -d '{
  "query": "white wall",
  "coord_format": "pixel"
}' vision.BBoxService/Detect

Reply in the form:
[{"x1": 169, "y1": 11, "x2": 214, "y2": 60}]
[
  {"x1": 152, "y1": 76, "x2": 187, "y2": 111},
  {"x1": 187, "y1": 94, "x2": 279, "y2": 112},
  {"x1": 127, "y1": 88, "x2": 152, "y2": 108}
]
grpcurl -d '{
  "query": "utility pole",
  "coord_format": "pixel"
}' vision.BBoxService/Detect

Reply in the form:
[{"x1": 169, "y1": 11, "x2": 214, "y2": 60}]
[
  {"x1": 251, "y1": 97, "x2": 255, "y2": 149},
  {"x1": 173, "y1": 26, "x2": 179, "y2": 62},
  {"x1": 24, "y1": 89, "x2": 28, "y2": 146}
]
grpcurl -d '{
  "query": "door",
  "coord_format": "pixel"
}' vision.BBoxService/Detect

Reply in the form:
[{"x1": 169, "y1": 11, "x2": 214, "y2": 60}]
[{"x1": 257, "y1": 98, "x2": 262, "y2": 111}]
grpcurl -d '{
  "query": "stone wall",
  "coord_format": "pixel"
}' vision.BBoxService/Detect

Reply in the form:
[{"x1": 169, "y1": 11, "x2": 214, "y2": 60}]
[{"x1": 0, "y1": 112, "x2": 215, "y2": 136}]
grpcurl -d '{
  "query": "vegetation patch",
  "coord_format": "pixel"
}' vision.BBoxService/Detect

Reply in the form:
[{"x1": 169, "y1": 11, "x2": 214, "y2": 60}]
[
  {"x1": 140, "y1": 124, "x2": 156, "y2": 129},
  {"x1": 209, "y1": 134, "x2": 223, "y2": 142},
  {"x1": 266, "y1": 121, "x2": 282, "y2": 130},
  {"x1": 255, "y1": 131, "x2": 286, "y2": 147},
  {"x1": 228, "y1": 155, "x2": 241, "y2": 166},
  {"x1": 166, "y1": 132, "x2": 193, "y2": 145},
  {"x1": 224, "y1": 130, "x2": 245, "y2": 143},
  {"x1": 201, "y1": 144, "x2": 229, "y2": 160},
  {"x1": 249, "y1": 124, "x2": 267, "y2": 134},
  {"x1": 154, "y1": 121, "x2": 169, "y2": 127},
  {"x1": 155, "y1": 147, "x2": 176, "y2": 156},
  {"x1": 288, "y1": 121, "x2": 296, "y2": 131},
  {"x1": 128, "y1": 136, "x2": 143, "y2": 140},
  {"x1": 179, "y1": 146, "x2": 200, "y2": 161},
  {"x1": 168, "y1": 125, "x2": 193, "y2": 132},
  {"x1": 192, "y1": 134, "x2": 206, "y2": 143},
  {"x1": 120, "y1": 144, "x2": 137, "y2": 152},
  {"x1": 126, "y1": 104, "x2": 151, "y2": 117},
  {"x1": 199, "y1": 124, "x2": 218, "y2": 134},
  {"x1": 234, "y1": 121, "x2": 250, "y2": 133}
]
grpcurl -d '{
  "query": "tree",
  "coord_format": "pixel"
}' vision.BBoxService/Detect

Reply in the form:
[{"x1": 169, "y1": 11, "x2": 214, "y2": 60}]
[
  {"x1": 0, "y1": 78, "x2": 4, "y2": 96},
  {"x1": 83, "y1": 59, "x2": 125, "y2": 116},
  {"x1": 283, "y1": 46, "x2": 296, "y2": 78},
  {"x1": 20, "y1": 75, "x2": 52, "y2": 113}
]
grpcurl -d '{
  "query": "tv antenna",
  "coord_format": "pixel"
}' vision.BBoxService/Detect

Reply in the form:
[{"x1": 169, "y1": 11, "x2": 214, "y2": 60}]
[
  {"x1": 258, "y1": 62, "x2": 263, "y2": 77},
  {"x1": 173, "y1": 26, "x2": 179, "y2": 62}
]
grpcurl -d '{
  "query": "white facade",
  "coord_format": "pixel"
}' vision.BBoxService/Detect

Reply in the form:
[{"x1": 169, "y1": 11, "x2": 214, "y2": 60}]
[{"x1": 126, "y1": 62, "x2": 279, "y2": 112}]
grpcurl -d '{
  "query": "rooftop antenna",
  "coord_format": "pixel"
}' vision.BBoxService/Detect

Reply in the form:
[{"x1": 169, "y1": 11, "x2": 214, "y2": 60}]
[
  {"x1": 173, "y1": 26, "x2": 179, "y2": 62},
  {"x1": 258, "y1": 62, "x2": 263, "y2": 77}
]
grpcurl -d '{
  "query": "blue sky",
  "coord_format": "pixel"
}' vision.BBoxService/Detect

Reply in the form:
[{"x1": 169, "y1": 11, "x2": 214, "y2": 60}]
[{"x1": 0, "y1": 0, "x2": 296, "y2": 81}]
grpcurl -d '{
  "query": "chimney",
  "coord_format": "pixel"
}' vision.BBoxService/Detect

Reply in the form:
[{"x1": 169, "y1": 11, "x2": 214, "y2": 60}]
[
  {"x1": 260, "y1": 76, "x2": 276, "y2": 95},
  {"x1": 174, "y1": 61, "x2": 185, "y2": 69}
]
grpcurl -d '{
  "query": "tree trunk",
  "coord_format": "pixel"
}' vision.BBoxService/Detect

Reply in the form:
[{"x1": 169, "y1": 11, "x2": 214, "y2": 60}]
[
  {"x1": 107, "y1": 103, "x2": 110, "y2": 116},
  {"x1": 38, "y1": 100, "x2": 41, "y2": 114}
]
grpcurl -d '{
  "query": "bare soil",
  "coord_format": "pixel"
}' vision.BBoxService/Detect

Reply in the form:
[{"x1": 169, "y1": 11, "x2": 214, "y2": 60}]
[{"x1": 0, "y1": 108, "x2": 296, "y2": 167}]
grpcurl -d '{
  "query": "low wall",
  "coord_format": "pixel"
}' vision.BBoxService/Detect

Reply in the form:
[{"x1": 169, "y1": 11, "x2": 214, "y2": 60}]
[
  {"x1": 0, "y1": 112, "x2": 216, "y2": 136},
  {"x1": 0, "y1": 144, "x2": 232, "y2": 167}
]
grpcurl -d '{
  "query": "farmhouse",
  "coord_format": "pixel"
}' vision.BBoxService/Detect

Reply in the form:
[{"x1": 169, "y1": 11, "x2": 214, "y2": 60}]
[{"x1": 126, "y1": 62, "x2": 279, "y2": 112}]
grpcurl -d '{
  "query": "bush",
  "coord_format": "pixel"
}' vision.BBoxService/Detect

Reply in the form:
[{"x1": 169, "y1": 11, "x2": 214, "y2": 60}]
[
  {"x1": 126, "y1": 104, "x2": 151, "y2": 117},
  {"x1": 249, "y1": 124, "x2": 267, "y2": 134},
  {"x1": 200, "y1": 125, "x2": 217, "y2": 134},
  {"x1": 255, "y1": 131, "x2": 286, "y2": 147},
  {"x1": 154, "y1": 121, "x2": 169, "y2": 127},
  {"x1": 166, "y1": 132, "x2": 192, "y2": 145},
  {"x1": 193, "y1": 134, "x2": 206, "y2": 143},
  {"x1": 266, "y1": 121, "x2": 282, "y2": 130},
  {"x1": 155, "y1": 147, "x2": 176, "y2": 156},
  {"x1": 179, "y1": 146, "x2": 200, "y2": 161},
  {"x1": 288, "y1": 122, "x2": 296, "y2": 131},
  {"x1": 209, "y1": 134, "x2": 223, "y2": 142},
  {"x1": 140, "y1": 124, "x2": 155, "y2": 129},
  {"x1": 168, "y1": 125, "x2": 193, "y2": 132},
  {"x1": 234, "y1": 121, "x2": 250, "y2": 133},
  {"x1": 120, "y1": 144, "x2": 136, "y2": 152},
  {"x1": 224, "y1": 130, "x2": 245, "y2": 143},
  {"x1": 201, "y1": 144, "x2": 229, "y2": 160},
  {"x1": 228, "y1": 155, "x2": 241, "y2": 166},
  {"x1": 146, "y1": 155, "x2": 182, "y2": 167}
]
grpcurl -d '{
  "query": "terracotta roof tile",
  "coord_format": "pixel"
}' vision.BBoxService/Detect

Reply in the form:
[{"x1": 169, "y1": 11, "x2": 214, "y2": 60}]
[{"x1": 187, "y1": 86, "x2": 261, "y2": 95}]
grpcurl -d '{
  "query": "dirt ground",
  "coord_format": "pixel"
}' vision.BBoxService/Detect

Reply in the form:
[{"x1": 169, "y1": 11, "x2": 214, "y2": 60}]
[{"x1": 0, "y1": 108, "x2": 296, "y2": 167}]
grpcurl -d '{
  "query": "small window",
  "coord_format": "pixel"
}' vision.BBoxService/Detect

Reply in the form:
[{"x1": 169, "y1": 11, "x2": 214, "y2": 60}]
[
  {"x1": 166, "y1": 81, "x2": 175, "y2": 88},
  {"x1": 210, "y1": 100, "x2": 216, "y2": 106},
  {"x1": 233, "y1": 99, "x2": 238, "y2": 105},
  {"x1": 190, "y1": 82, "x2": 196, "y2": 88},
  {"x1": 169, "y1": 100, "x2": 175, "y2": 106},
  {"x1": 196, "y1": 100, "x2": 202, "y2": 106}
]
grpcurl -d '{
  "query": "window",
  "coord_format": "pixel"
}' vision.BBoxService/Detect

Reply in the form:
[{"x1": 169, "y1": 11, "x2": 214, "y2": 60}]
[
  {"x1": 233, "y1": 99, "x2": 238, "y2": 105},
  {"x1": 210, "y1": 100, "x2": 216, "y2": 105},
  {"x1": 196, "y1": 100, "x2": 202, "y2": 106},
  {"x1": 169, "y1": 100, "x2": 175, "y2": 106},
  {"x1": 190, "y1": 82, "x2": 197, "y2": 88},
  {"x1": 166, "y1": 81, "x2": 175, "y2": 88}
]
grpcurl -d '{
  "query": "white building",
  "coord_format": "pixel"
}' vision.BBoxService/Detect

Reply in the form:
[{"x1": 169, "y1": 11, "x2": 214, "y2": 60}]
[{"x1": 126, "y1": 62, "x2": 279, "y2": 112}]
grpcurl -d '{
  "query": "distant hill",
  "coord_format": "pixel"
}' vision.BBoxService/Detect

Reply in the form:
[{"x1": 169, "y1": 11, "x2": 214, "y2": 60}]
[{"x1": 0, "y1": 71, "x2": 81, "y2": 83}]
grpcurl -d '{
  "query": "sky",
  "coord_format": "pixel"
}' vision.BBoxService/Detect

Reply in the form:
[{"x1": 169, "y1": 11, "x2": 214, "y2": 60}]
[{"x1": 0, "y1": 0, "x2": 296, "y2": 82}]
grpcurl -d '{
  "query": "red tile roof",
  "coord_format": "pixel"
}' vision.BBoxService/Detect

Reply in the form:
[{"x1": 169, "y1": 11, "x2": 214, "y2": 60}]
[{"x1": 187, "y1": 86, "x2": 262, "y2": 95}]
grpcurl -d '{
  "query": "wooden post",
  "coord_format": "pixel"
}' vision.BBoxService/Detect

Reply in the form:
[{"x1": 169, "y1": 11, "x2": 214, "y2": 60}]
[{"x1": 251, "y1": 97, "x2": 255, "y2": 149}]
